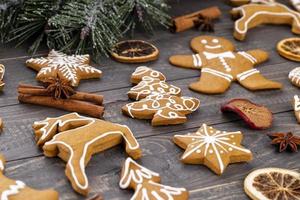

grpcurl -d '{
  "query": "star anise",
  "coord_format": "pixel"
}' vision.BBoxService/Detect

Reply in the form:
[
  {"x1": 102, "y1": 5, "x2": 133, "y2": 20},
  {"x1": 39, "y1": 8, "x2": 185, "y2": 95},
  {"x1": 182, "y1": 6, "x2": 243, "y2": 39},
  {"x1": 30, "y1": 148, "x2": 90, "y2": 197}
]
[
  {"x1": 43, "y1": 76, "x2": 76, "y2": 99},
  {"x1": 268, "y1": 132, "x2": 300, "y2": 152},
  {"x1": 194, "y1": 16, "x2": 214, "y2": 32}
]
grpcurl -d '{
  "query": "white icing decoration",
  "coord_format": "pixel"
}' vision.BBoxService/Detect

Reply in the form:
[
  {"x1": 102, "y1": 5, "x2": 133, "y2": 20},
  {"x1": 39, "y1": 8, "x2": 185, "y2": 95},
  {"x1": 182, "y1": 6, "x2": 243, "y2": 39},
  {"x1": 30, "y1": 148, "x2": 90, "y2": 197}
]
[
  {"x1": 201, "y1": 68, "x2": 233, "y2": 82},
  {"x1": 238, "y1": 51, "x2": 257, "y2": 64},
  {"x1": 175, "y1": 124, "x2": 251, "y2": 173},
  {"x1": 120, "y1": 158, "x2": 187, "y2": 200},
  {"x1": 201, "y1": 39, "x2": 207, "y2": 44},
  {"x1": 212, "y1": 39, "x2": 219, "y2": 43},
  {"x1": 192, "y1": 54, "x2": 202, "y2": 68},
  {"x1": 125, "y1": 94, "x2": 200, "y2": 120},
  {"x1": 0, "y1": 160, "x2": 4, "y2": 171},
  {"x1": 233, "y1": 3, "x2": 300, "y2": 34},
  {"x1": 132, "y1": 66, "x2": 166, "y2": 81},
  {"x1": 1, "y1": 181, "x2": 26, "y2": 200},
  {"x1": 26, "y1": 50, "x2": 102, "y2": 86},
  {"x1": 289, "y1": 67, "x2": 300, "y2": 86},
  {"x1": 35, "y1": 113, "x2": 140, "y2": 191},
  {"x1": 291, "y1": 0, "x2": 300, "y2": 11},
  {"x1": 203, "y1": 51, "x2": 236, "y2": 72},
  {"x1": 237, "y1": 69, "x2": 260, "y2": 81},
  {"x1": 294, "y1": 95, "x2": 300, "y2": 112},
  {"x1": 129, "y1": 77, "x2": 181, "y2": 100},
  {"x1": 205, "y1": 45, "x2": 222, "y2": 49}
]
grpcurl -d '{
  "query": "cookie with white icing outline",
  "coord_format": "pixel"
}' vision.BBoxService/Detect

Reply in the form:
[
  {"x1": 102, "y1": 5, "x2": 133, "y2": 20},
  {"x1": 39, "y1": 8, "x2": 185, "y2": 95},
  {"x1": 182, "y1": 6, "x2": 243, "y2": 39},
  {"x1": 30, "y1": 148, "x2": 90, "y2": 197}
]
[
  {"x1": 26, "y1": 50, "x2": 102, "y2": 87},
  {"x1": 173, "y1": 124, "x2": 253, "y2": 175},
  {"x1": 122, "y1": 94, "x2": 200, "y2": 126},
  {"x1": 0, "y1": 154, "x2": 59, "y2": 200},
  {"x1": 229, "y1": 0, "x2": 274, "y2": 6},
  {"x1": 130, "y1": 66, "x2": 166, "y2": 84},
  {"x1": 231, "y1": 2, "x2": 300, "y2": 41},
  {"x1": 289, "y1": 67, "x2": 300, "y2": 88},
  {"x1": 120, "y1": 157, "x2": 189, "y2": 200},
  {"x1": 0, "y1": 64, "x2": 5, "y2": 91},
  {"x1": 169, "y1": 36, "x2": 282, "y2": 94},
  {"x1": 293, "y1": 95, "x2": 300, "y2": 123},
  {"x1": 33, "y1": 112, "x2": 142, "y2": 195}
]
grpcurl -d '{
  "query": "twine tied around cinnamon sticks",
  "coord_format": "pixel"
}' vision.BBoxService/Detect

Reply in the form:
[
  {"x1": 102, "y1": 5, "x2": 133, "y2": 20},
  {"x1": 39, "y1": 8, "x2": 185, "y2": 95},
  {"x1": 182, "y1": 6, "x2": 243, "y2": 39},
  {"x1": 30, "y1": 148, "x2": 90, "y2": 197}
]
[
  {"x1": 18, "y1": 83, "x2": 104, "y2": 118},
  {"x1": 171, "y1": 6, "x2": 221, "y2": 33}
]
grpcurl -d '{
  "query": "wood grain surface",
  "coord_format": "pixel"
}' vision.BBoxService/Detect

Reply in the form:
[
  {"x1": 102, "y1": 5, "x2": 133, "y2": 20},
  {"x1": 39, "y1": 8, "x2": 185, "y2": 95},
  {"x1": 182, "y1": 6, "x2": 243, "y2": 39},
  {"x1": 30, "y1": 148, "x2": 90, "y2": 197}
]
[{"x1": 0, "y1": 0, "x2": 299, "y2": 199}]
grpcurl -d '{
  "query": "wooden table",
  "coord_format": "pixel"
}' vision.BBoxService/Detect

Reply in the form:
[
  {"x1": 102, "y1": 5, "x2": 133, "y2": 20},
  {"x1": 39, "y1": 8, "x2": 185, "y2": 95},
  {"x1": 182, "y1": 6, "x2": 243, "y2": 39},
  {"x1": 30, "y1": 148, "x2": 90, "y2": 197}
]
[{"x1": 0, "y1": 0, "x2": 299, "y2": 199}]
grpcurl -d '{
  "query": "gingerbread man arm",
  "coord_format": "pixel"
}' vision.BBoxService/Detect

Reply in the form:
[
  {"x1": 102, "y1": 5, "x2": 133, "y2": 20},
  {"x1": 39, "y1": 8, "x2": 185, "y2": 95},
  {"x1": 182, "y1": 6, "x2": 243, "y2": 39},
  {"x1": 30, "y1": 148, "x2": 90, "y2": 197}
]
[
  {"x1": 169, "y1": 53, "x2": 206, "y2": 69},
  {"x1": 241, "y1": 49, "x2": 269, "y2": 65}
]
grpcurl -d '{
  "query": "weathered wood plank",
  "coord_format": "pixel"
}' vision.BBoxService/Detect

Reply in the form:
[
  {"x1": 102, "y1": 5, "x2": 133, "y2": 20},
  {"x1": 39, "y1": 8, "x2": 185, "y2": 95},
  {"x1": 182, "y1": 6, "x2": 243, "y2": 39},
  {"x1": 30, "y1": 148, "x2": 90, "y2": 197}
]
[{"x1": 2, "y1": 112, "x2": 299, "y2": 200}]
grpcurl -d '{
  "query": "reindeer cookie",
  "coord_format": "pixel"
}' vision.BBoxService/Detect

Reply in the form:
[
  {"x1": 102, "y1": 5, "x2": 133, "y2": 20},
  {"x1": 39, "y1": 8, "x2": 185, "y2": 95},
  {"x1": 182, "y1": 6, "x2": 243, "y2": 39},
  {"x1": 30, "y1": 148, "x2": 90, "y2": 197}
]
[
  {"x1": 231, "y1": 2, "x2": 300, "y2": 41},
  {"x1": 173, "y1": 124, "x2": 253, "y2": 175},
  {"x1": 0, "y1": 154, "x2": 59, "y2": 200},
  {"x1": 0, "y1": 64, "x2": 5, "y2": 91},
  {"x1": 122, "y1": 94, "x2": 200, "y2": 126},
  {"x1": 120, "y1": 157, "x2": 189, "y2": 200},
  {"x1": 128, "y1": 67, "x2": 181, "y2": 100},
  {"x1": 33, "y1": 113, "x2": 142, "y2": 195},
  {"x1": 169, "y1": 36, "x2": 282, "y2": 94}
]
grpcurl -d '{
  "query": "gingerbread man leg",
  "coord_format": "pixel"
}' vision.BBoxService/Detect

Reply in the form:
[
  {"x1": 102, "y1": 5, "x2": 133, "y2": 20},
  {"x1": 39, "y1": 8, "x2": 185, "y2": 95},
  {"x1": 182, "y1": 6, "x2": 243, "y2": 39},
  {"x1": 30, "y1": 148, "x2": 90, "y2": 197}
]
[
  {"x1": 169, "y1": 54, "x2": 203, "y2": 69},
  {"x1": 237, "y1": 70, "x2": 282, "y2": 90},
  {"x1": 189, "y1": 69, "x2": 233, "y2": 94}
]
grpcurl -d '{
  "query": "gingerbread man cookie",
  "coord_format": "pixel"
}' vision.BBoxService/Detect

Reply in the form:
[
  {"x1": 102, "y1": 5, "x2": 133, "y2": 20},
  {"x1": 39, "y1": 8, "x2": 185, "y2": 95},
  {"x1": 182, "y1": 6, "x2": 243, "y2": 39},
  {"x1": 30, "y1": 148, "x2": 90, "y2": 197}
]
[
  {"x1": 231, "y1": 2, "x2": 300, "y2": 41},
  {"x1": 33, "y1": 112, "x2": 142, "y2": 195},
  {"x1": 26, "y1": 50, "x2": 102, "y2": 87},
  {"x1": 0, "y1": 154, "x2": 59, "y2": 200},
  {"x1": 0, "y1": 64, "x2": 5, "y2": 91},
  {"x1": 130, "y1": 66, "x2": 166, "y2": 84},
  {"x1": 122, "y1": 94, "x2": 200, "y2": 126},
  {"x1": 173, "y1": 124, "x2": 253, "y2": 175},
  {"x1": 169, "y1": 36, "x2": 282, "y2": 94},
  {"x1": 120, "y1": 157, "x2": 189, "y2": 200}
]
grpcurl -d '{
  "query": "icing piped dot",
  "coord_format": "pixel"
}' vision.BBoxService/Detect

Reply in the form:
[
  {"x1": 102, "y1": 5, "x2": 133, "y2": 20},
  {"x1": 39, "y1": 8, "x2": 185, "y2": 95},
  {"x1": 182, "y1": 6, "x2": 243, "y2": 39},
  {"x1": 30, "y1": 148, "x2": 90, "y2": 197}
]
[{"x1": 201, "y1": 39, "x2": 208, "y2": 44}]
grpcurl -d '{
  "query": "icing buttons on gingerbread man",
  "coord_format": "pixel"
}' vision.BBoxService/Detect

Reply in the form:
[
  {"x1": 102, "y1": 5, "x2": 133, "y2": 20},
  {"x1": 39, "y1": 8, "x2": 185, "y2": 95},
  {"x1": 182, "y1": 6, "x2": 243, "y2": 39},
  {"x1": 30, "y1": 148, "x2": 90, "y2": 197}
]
[{"x1": 169, "y1": 35, "x2": 282, "y2": 94}]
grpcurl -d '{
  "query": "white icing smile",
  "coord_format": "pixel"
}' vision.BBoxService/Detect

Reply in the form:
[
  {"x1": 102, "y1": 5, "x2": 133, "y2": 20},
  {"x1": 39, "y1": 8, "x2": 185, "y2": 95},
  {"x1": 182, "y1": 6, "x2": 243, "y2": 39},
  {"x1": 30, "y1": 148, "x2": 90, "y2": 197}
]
[{"x1": 205, "y1": 44, "x2": 222, "y2": 49}]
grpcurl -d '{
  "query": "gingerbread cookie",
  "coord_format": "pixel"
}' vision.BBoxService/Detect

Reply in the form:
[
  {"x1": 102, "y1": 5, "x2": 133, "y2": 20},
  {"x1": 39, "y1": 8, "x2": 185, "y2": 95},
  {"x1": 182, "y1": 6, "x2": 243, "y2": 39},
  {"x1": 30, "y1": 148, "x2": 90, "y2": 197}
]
[
  {"x1": 293, "y1": 95, "x2": 300, "y2": 123},
  {"x1": 289, "y1": 67, "x2": 300, "y2": 87},
  {"x1": 0, "y1": 64, "x2": 5, "y2": 91},
  {"x1": 128, "y1": 76, "x2": 181, "y2": 100},
  {"x1": 0, "y1": 154, "x2": 59, "y2": 200},
  {"x1": 173, "y1": 124, "x2": 253, "y2": 175},
  {"x1": 131, "y1": 66, "x2": 166, "y2": 84},
  {"x1": 122, "y1": 94, "x2": 200, "y2": 126},
  {"x1": 120, "y1": 157, "x2": 189, "y2": 200},
  {"x1": 221, "y1": 99, "x2": 273, "y2": 129},
  {"x1": 26, "y1": 50, "x2": 102, "y2": 87},
  {"x1": 33, "y1": 112, "x2": 142, "y2": 195},
  {"x1": 231, "y1": 2, "x2": 300, "y2": 41},
  {"x1": 229, "y1": 0, "x2": 274, "y2": 6},
  {"x1": 169, "y1": 36, "x2": 282, "y2": 94}
]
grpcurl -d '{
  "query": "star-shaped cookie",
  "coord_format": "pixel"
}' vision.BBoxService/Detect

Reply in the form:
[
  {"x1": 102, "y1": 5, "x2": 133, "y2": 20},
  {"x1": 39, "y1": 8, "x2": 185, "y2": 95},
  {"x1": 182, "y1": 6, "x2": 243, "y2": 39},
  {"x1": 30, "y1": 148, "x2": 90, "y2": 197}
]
[
  {"x1": 173, "y1": 124, "x2": 253, "y2": 175},
  {"x1": 26, "y1": 50, "x2": 102, "y2": 87}
]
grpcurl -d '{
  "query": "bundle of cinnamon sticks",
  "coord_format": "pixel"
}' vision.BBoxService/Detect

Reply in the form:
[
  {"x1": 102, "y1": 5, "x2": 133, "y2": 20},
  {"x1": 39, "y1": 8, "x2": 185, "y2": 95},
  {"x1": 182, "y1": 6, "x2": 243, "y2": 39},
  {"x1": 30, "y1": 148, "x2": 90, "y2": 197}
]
[
  {"x1": 171, "y1": 6, "x2": 222, "y2": 33},
  {"x1": 18, "y1": 84, "x2": 104, "y2": 118}
]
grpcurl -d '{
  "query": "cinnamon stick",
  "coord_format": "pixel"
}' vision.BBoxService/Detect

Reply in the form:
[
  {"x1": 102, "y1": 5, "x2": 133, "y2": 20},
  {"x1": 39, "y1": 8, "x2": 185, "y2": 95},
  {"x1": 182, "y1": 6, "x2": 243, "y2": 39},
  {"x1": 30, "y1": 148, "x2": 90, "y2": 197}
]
[
  {"x1": 18, "y1": 84, "x2": 103, "y2": 105},
  {"x1": 18, "y1": 94, "x2": 104, "y2": 118},
  {"x1": 171, "y1": 6, "x2": 221, "y2": 32}
]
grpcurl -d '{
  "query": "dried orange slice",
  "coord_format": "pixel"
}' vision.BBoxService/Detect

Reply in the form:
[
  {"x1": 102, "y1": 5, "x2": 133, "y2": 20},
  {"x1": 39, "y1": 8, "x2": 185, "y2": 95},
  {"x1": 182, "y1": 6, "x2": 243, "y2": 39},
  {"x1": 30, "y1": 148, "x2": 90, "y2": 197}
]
[
  {"x1": 277, "y1": 38, "x2": 300, "y2": 62},
  {"x1": 111, "y1": 40, "x2": 159, "y2": 63},
  {"x1": 244, "y1": 168, "x2": 300, "y2": 200}
]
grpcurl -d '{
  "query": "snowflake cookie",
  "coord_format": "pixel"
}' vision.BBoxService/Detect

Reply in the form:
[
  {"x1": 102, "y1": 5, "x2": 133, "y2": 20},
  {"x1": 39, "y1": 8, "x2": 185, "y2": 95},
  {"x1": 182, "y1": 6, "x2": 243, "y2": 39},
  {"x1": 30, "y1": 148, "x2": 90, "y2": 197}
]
[
  {"x1": 0, "y1": 154, "x2": 58, "y2": 200},
  {"x1": 33, "y1": 112, "x2": 142, "y2": 195},
  {"x1": 26, "y1": 50, "x2": 102, "y2": 87},
  {"x1": 120, "y1": 157, "x2": 189, "y2": 200},
  {"x1": 173, "y1": 124, "x2": 253, "y2": 175}
]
